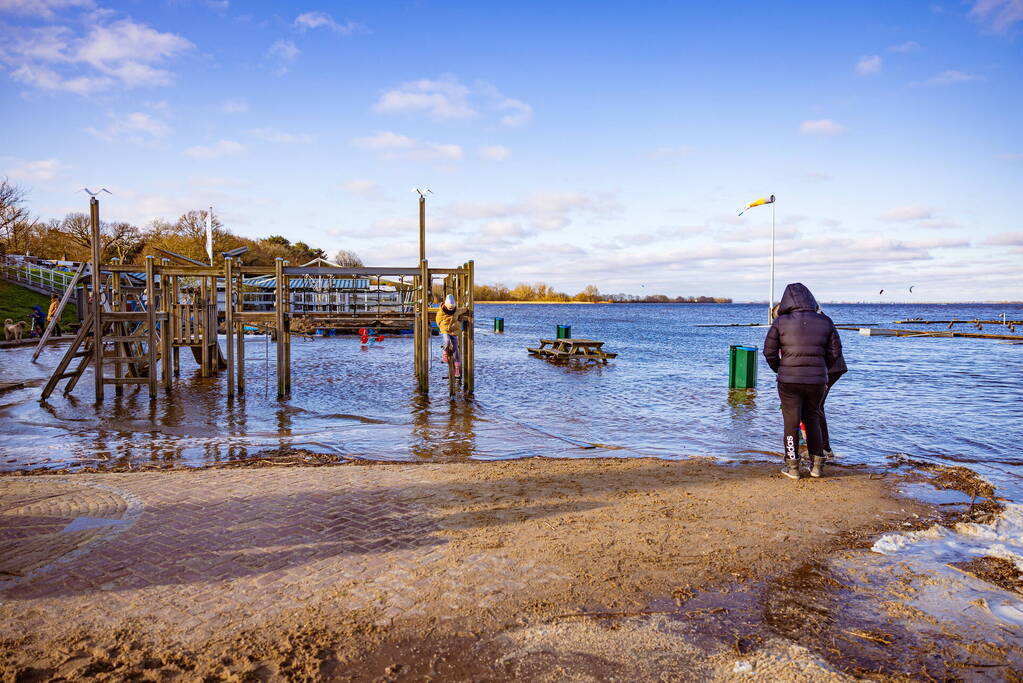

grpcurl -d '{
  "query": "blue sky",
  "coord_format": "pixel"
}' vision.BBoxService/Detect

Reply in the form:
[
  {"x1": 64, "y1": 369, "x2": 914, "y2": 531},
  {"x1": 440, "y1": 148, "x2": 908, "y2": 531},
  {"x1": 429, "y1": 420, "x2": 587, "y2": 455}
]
[{"x1": 1, "y1": 0, "x2": 1020, "y2": 301}]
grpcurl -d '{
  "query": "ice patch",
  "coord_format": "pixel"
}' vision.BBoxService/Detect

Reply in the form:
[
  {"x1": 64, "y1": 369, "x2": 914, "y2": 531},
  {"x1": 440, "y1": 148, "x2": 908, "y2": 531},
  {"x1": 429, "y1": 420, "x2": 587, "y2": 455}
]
[{"x1": 872, "y1": 503, "x2": 1023, "y2": 571}]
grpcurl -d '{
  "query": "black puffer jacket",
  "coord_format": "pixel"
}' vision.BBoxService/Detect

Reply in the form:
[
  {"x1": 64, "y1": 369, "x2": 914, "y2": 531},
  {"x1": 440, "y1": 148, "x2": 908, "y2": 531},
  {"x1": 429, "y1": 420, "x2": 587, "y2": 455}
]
[{"x1": 763, "y1": 283, "x2": 843, "y2": 384}]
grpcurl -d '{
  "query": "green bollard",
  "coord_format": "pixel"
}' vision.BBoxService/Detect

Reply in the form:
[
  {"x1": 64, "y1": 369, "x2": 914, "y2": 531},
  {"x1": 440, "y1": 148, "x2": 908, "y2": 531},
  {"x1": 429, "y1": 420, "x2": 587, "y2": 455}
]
[
  {"x1": 728, "y1": 345, "x2": 758, "y2": 389},
  {"x1": 494, "y1": 317, "x2": 504, "y2": 333},
  {"x1": 556, "y1": 324, "x2": 572, "y2": 339}
]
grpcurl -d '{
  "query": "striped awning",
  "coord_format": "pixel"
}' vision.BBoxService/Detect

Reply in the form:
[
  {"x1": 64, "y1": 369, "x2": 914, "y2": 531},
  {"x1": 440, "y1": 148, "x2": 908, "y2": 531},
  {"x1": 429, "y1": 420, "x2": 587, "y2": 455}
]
[{"x1": 242, "y1": 276, "x2": 372, "y2": 290}]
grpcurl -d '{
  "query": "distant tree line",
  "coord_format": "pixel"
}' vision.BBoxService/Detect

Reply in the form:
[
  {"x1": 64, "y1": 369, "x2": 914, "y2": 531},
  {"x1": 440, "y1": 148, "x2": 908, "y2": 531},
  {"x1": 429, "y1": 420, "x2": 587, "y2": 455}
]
[
  {"x1": 0, "y1": 178, "x2": 356, "y2": 267},
  {"x1": 472, "y1": 282, "x2": 730, "y2": 303}
]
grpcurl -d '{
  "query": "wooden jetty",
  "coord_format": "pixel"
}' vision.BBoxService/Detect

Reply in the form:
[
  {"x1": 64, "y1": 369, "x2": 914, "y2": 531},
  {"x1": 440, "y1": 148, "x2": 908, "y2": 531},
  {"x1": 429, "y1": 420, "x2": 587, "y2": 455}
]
[
  {"x1": 40, "y1": 197, "x2": 475, "y2": 402},
  {"x1": 849, "y1": 327, "x2": 1023, "y2": 342},
  {"x1": 528, "y1": 338, "x2": 618, "y2": 363}
]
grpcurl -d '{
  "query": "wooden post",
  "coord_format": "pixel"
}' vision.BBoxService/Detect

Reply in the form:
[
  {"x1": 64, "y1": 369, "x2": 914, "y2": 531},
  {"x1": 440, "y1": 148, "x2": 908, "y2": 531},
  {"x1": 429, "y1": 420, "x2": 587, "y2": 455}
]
[
  {"x1": 160, "y1": 258, "x2": 172, "y2": 391},
  {"x1": 418, "y1": 259, "x2": 430, "y2": 393},
  {"x1": 171, "y1": 273, "x2": 180, "y2": 377},
  {"x1": 466, "y1": 260, "x2": 475, "y2": 394},
  {"x1": 145, "y1": 256, "x2": 157, "y2": 399},
  {"x1": 111, "y1": 259, "x2": 123, "y2": 396},
  {"x1": 275, "y1": 258, "x2": 286, "y2": 398},
  {"x1": 224, "y1": 257, "x2": 235, "y2": 399},
  {"x1": 236, "y1": 270, "x2": 245, "y2": 394},
  {"x1": 283, "y1": 261, "x2": 291, "y2": 396},
  {"x1": 200, "y1": 273, "x2": 211, "y2": 377},
  {"x1": 419, "y1": 195, "x2": 426, "y2": 263},
  {"x1": 89, "y1": 197, "x2": 104, "y2": 403}
]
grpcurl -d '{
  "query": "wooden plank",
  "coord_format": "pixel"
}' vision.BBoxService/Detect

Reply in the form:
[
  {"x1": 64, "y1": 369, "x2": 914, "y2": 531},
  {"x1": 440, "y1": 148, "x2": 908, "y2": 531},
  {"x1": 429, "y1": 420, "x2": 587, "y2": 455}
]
[
  {"x1": 275, "y1": 258, "x2": 286, "y2": 398},
  {"x1": 145, "y1": 256, "x2": 157, "y2": 399},
  {"x1": 225, "y1": 257, "x2": 235, "y2": 398},
  {"x1": 31, "y1": 262, "x2": 85, "y2": 361}
]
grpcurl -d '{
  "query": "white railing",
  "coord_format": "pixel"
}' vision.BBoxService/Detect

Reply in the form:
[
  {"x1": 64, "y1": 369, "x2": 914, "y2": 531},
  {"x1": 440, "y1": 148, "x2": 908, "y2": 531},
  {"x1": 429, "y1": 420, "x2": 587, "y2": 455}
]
[{"x1": 0, "y1": 261, "x2": 78, "y2": 294}]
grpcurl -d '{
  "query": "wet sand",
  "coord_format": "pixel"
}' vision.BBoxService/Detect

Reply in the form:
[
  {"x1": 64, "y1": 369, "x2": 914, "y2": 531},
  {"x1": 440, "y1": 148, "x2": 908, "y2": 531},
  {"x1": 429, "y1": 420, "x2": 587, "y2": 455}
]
[{"x1": 0, "y1": 458, "x2": 1018, "y2": 681}]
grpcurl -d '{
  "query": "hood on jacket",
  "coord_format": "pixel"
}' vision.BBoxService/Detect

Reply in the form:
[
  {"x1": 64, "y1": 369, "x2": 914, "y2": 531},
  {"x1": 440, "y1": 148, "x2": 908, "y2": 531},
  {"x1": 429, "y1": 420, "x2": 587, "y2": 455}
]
[{"x1": 777, "y1": 283, "x2": 819, "y2": 315}]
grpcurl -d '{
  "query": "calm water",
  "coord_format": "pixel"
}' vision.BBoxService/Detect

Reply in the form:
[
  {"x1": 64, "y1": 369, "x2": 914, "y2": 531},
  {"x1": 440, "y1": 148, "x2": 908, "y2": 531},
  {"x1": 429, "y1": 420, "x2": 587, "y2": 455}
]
[{"x1": 2, "y1": 303, "x2": 1022, "y2": 497}]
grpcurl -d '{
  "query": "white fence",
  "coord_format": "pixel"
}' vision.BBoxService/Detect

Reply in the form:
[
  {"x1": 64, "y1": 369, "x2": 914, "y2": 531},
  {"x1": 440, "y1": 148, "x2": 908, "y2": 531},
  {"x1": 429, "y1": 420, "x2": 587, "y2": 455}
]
[{"x1": 0, "y1": 260, "x2": 78, "y2": 295}]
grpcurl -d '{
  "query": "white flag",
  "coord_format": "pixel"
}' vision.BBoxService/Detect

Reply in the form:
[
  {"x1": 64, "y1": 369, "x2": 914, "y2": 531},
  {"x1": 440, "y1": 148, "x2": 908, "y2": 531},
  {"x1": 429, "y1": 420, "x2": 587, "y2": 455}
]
[{"x1": 205, "y1": 207, "x2": 214, "y2": 265}]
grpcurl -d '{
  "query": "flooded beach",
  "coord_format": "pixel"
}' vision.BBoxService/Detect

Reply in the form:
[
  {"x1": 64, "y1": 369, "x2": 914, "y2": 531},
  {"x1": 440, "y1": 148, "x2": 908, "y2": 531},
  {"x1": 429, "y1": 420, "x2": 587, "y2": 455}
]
[{"x1": 3, "y1": 302, "x2": 1022, "y2": 492}]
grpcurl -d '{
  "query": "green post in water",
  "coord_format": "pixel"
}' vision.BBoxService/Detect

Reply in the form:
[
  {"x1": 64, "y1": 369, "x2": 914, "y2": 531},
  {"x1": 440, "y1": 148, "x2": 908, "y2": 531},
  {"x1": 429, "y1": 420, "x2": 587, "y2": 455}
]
[
  {"x1": 494, "y1": 317, "x2": 504, "y2": 333},
  {"x1": 556, "y1": 324, "x2": 572, "y2": 339},
  {"x1": 728, "y1": 345, "x2": 758, "y2": 389}
]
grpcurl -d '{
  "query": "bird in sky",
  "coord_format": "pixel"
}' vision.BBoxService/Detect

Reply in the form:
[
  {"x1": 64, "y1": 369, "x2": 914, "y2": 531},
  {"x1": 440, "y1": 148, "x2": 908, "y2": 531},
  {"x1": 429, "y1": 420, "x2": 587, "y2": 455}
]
[{"x1": 81, "y1": 188, "x2": 111, "y2": 197}]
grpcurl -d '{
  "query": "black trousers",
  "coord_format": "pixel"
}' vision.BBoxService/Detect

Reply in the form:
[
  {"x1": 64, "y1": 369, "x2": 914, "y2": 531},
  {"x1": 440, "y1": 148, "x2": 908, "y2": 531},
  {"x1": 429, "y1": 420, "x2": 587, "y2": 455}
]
[
  {"x1": 819, "y1": 374, "x2": 841, "y2": 451},
  {"x1": 777, "y1": 382, "x2": 827, "y2": 459}
]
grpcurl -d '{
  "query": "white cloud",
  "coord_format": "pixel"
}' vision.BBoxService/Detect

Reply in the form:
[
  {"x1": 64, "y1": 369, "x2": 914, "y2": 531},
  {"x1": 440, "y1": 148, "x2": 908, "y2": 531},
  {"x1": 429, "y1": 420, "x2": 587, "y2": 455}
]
[
  {"x1": 985, "y1": 231, "x2": 1023, "y2": 246},
  {"x1": 373, "y1": 77, "x2": 474, "y2": 120},
  {"x1": 87, "y1": 111, "x2": 170, "y2": 141},
  {"x1": 352, "y1": 131, "x2": 462, "y2": 161},
  {"x1": 479, "y1": 145, "x2": 509, "y2": 161},
  {"x1": 3, "y1": 157, "x2": 62, "y2": 181},
  {"x1": 221, "y1": 99, "x2": 248, "y2": 113},
  {"x1": 904, "y1": 238, "x2": 970, "y2": 249},
  {"x1": 970, "y1": 0, "x2": 1023, "y2": 33},
  {"x1": 998, "y1": 152, "x2": 1023, "y2": 160},
  {"x1": 266, "y1": 40, "x2": 299, "y2": 75},
  {"x1": 855, "y1": 55, "x2": 882, "y2": 75},
  {"x1": 495, "y1": 97, "x2": 532, "y2": 127},
  {"x1": 805, "y1": 170, "x2": 833, "y2": 181},
  {"x1": 185, "y1": 140, "x2": 244, "y2": 159},
  {"x1": 341, "y1": 179, "x2": 380, "y2": 197},
  {"x1": 446, "y1": 190, "x2": 620, "y2": 233},
  {"x1": 880, "y1": 205, "x2": 933, "y2": 221},
  {"x1": 888, "y1": 40, "x2": 920, "y2": 52},
  {"x1": 925, "y1": 69, "x2": 979, "y2": 85},
  {"x1": 650, "y1": 146, "x2": 694, "y2": 160},
  {"x1": 373, "y1": 76, "x2": 533, "y2": 127},
  {"x1": 247, "y1": 128, "x2": 314, "y2": 144},
  {"x1": 0, "y1": 0, "x2": 93, "y2": 18},
  {"x1": 799, "y1": 119, "x2": 846, "y2": 136},
  {"x1": 0, "y1": 18, "x2": 192, "y2": 93},
  {"x1": 293, "y1": 11, "x2": 359, "y2": 35}
]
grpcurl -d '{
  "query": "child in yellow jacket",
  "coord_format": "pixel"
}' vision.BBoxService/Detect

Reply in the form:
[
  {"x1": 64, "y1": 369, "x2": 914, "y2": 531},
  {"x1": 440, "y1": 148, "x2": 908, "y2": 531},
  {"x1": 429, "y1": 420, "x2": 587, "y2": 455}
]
[{"x1": 435, "y1": 294, "x2": 462, "y2": 378}]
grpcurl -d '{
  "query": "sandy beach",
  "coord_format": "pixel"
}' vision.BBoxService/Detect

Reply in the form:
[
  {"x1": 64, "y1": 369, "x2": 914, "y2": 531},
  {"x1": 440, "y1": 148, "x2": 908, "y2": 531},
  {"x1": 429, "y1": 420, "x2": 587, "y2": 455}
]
[{"x1": 4, "y1": 457, "x2": 1016, "y2": 681}]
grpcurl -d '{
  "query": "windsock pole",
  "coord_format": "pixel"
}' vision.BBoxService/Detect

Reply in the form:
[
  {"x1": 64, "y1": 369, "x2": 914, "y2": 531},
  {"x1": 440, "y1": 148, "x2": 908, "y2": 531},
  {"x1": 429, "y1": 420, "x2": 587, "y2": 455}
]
[{"x1": 769, "y1": 197, "x2": 775, "y2": 323}]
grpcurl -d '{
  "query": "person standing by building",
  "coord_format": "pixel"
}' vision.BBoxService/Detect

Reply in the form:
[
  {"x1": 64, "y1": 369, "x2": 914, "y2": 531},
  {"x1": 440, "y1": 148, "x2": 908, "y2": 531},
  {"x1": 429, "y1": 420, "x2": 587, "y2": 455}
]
[
  {"x1": 46, "y1": 294, "x2": 62, "y2": 336},
  {"x1": 763, "y1": 283, "x2": 843, "y2": 479}
]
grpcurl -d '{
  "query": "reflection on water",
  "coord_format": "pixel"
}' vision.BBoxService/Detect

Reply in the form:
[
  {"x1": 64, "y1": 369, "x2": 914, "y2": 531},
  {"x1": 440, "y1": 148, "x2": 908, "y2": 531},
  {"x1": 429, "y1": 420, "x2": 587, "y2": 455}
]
[{"x1": 1, "y1": 303, "x2": 1022, "y2": 496}]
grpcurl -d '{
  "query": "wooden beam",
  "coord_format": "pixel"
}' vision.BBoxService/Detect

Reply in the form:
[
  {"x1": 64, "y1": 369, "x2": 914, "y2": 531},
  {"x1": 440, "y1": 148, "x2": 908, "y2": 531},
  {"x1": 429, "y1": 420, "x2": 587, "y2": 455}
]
[
  {"x1": 225, "y1": 257, "x2": 235, "y2": 399},
  {"x1": 145, "y1": 256, "x2": 157, "y2": 399},
  {"x1": 89, "y1": 197, "x2": 103, "y2": 403}
]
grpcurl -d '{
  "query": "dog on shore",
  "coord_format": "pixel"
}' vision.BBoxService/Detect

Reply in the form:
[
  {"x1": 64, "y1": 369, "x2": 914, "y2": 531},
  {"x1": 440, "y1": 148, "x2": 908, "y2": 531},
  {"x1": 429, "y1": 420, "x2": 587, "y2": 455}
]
[{"x1": 4, "y1": 319, "x2": 29, "y2": 341}]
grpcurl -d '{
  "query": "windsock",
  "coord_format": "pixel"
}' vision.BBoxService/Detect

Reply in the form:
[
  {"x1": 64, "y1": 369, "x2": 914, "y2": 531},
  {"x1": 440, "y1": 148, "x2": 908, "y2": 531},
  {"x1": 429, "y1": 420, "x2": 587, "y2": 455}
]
[{"x1": 738, "y1": 194, "x2": 775, "y2": 216}]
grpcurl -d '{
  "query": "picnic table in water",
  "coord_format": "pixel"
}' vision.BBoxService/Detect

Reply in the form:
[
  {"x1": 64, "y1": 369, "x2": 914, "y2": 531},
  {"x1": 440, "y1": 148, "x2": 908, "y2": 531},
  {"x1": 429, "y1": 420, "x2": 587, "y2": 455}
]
[{"x1": 527, "y1": 338, "x2": 618, "y2": 364}]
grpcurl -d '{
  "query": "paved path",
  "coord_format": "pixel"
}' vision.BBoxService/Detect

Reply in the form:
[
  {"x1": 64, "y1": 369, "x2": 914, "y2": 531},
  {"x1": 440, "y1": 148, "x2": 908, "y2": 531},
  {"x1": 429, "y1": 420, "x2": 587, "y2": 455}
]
[{"x1": 0, "y1": 467, "x2": 555, "y2": 648}]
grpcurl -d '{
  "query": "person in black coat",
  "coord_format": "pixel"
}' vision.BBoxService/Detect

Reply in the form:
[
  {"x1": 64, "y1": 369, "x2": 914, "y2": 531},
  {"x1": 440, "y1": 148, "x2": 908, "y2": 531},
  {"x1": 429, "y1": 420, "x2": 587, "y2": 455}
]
[
  {"x1": 763, "y1": 283, "x2": 843, "y2": 479},
  {"x1": 817, "y1": 305, "x2": 848, "y2": 460}
]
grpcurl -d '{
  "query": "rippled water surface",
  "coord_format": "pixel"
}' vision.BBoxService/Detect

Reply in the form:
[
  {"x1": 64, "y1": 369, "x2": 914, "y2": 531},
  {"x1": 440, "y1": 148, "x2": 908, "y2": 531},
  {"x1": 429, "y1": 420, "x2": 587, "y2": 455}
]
[{"x1": 2, "y1": 303, "x2": 1022, "y2": 495}]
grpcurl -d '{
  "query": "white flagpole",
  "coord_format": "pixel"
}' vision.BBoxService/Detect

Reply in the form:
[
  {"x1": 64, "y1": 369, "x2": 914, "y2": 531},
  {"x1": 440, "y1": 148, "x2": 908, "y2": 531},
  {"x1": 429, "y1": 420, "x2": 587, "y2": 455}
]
[
  {"x1": 769, "y1": 197, "x2": 776, "y2": 323},
  {"x1": 205, "y1": 206, "x2": 214, "y2": 265}
]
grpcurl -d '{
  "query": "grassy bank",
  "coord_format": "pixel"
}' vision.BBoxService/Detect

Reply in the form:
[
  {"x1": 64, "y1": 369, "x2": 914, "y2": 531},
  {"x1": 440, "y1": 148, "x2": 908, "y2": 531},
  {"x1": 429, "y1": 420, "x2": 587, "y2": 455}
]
[{"x1": 0, "y1": 281, "x2": 78, "y2": 328}]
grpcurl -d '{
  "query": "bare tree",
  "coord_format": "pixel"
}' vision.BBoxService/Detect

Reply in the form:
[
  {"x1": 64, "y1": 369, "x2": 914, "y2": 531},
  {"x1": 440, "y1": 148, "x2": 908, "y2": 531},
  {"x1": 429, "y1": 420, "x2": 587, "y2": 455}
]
[
  {"x1": 175, "y1": 209, "x2": 225, "y2": 259},
  {"x1": 60, "y1": 213, "x2": 143, "y2": 261},
  {"x1": 333, "y1": 249, "x2": 364, "y2": 267},
  {"x1": 0, "y1": 178, "x2": 37, "y2": 256}
]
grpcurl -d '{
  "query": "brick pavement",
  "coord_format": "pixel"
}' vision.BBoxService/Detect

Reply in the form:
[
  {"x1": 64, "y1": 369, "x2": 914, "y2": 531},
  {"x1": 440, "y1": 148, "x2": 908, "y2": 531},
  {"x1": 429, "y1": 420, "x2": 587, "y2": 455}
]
[{"x1": 0, "y1": 467, "x2": 561, "y2": 647}]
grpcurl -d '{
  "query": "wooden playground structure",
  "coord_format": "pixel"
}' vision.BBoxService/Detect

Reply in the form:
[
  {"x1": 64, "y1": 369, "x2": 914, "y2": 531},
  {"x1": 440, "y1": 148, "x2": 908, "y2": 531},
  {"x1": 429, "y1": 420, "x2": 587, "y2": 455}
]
[{"x1": 40, "y1": 197, "x2": 475, "y2": 402}]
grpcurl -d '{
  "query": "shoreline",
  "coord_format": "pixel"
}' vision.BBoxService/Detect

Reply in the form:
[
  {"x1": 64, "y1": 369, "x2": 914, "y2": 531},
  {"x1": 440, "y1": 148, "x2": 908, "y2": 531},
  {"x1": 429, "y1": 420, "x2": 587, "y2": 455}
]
[{"x1": 2, "y1": 457, "x2": 1018, "y2": 679}]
